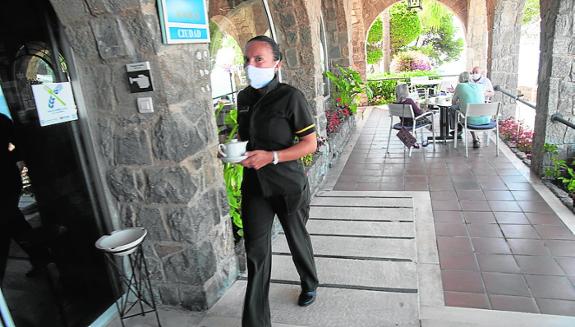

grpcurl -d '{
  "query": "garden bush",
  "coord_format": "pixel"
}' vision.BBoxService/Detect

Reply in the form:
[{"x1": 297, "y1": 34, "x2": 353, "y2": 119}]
[{"x1": 390, "y1": 51, "x2": 432, "y2": 73}]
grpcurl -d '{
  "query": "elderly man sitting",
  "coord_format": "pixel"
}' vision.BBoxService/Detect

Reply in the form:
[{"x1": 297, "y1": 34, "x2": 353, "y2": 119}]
[{"x1": 470, "y1": 66, "x2": 494, "y2": 101}]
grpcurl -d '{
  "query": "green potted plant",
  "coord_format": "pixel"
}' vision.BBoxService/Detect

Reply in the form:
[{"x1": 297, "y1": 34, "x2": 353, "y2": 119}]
[{"x1": 325, "y1": 65, "x2": 372, "y2": 114}]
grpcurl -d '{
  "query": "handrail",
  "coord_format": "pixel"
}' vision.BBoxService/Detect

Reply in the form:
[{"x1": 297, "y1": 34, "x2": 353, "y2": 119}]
[
  {"x1": 367, "y1": 74, "x2": 459, "y2": 82},
  {"x1": 493, "y1": 85, "x2": 536, "y2": 109},
  {"x1": 551, "y1": 113, "x2": 575, "y2": 130}
]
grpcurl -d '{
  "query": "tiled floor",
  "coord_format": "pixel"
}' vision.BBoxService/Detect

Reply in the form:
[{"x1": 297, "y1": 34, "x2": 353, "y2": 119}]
[{"x1": 334, "y1": 108, "x2": 575, "y2": 316}]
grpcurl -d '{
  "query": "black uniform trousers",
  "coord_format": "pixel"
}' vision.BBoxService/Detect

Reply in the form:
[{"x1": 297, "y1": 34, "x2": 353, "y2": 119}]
[
  {"x1": 0, "y1": 192, "x2": 49, "y2": 283},
  {"x1": 241, "y1": 185, "x2": 318, "y2": 327}
]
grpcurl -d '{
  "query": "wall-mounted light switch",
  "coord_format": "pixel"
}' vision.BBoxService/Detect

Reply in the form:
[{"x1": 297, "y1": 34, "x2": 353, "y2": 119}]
[{"x1": 137, "y1": 97, "x2": 154, "y2": 113}]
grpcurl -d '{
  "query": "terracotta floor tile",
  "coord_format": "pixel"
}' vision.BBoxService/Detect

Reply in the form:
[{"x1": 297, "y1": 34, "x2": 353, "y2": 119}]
[
  {"x1": 439, "y1": 253, "x2": 480, "y2": 271},
  {"x1": 463, "y1": 211, "x2": 497, "y2": 224},
  {"x1": 488, "y1": 201, "x2": 523, "y2": 212},
  {"x1": 355, "y1": 182, "x2": 382, "y2": 191},
  {"x1": 432, "y1": 200, "x2": 461, "y2": 211},
  {"x1": 524, "y1": 275, "x2": 575, "y2": 300},
  {"x1": 507, "y1": 239, "x2": 550, "y2": 255},
  {"x1": 483, "y1": 190, "x2": 514, "y2": 201},
  {"x1": 482, "y1": 272, "x2": 531, "y2": 297},
  {"x1": 500, "y1": 175, "x2": 528, "y2": 183},
  {"x1": 444, "y1": 291, "x2": 490, "y2": 309},
  {"x1": 460, "y1": 200, "x2": 491, "y2": 211},
  {"x1": 535, "y1": 298, "x2": 575, "y2": 316},
  {"x1": 456, "y1": 190, "x2": 486, "y2": 201},
  {"x1": 500, "y1": 225, "x2": 540, "y2": 239},
  {"x1": 453, "y1": 181, "x2": 482, "y2": 191},
  {"x1": 489, "y1": 294, "x2": 539, "y2": 313},
  {"x1": 545, "y1": 240, "x2": 575, "y2": 257},
  {"x1": 471, "y1": 238, "x2": 511, "y2": 254},
  {"x1": 517, "y1": 201, "x2": 555, "y2": 214},
  {"x1": 479, "y1": 181, "x2": 509, "y2": 191},
  {"x1": 334, "y1": 181, "x2": 356, "y2": 190},
  {"x1": 505, "y1": 182, "x2": 534, "y2": 191},
  {"x1": 525, "y1": 213, "x2": 563, "y2": 225},
  {"x1": 493, "y1": 212, "x2": 530, "y2": 224},
  {"x1": 430, "y1": 181, "x2": 455, "y2": 191},
  {"x1": 467, "y1": 224, "x2": 504, "y2": 238},
  {"x1": 555, "y1": 257, "x2": 575, "y2": 275},
  {"x1": 497, "y1": 169, "x2": 522, "y2": 176},
  {"x1": 534, "y1": 225, "x2": 575, "y2": 240},
  {"x1": 430, "y1": 191, "x2": 458, "y2": 201},
  {"x1": 514, "y1": 255, "x2": 564, "y2": 275},
  {"x1": 435, "y1": 223, "x2": 468, "y2": 237},
  {"x1": 511, "y1": 190, "x2": 544, "y2": 201},
  {"x1": 433, "y1": 211, "x2": 464, "y2": 224},
  {"x1": 441, "y1": 270, "x2": 485, "y2": 293},
  {"x1": 477, "y1": 254, "x2": 520, "y2": 273},
  {"x1": 437, "y1": 237, "x2": 473, "y2": 255}
]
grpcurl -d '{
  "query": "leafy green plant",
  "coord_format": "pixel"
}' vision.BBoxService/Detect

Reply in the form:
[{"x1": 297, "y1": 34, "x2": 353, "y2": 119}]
[
  {"x1": 389, "y1": 2, "x2": 421, "y2": 54},
  {"x1": 522, "y1": 0, "x2": 540, "y2": 25},
  {"x1": 366, "y1": 17, "x2": 384, "y2": 65},
  {"x1": 559, "y1": 165, "x2": 575, "y2": 194},
  {"x1": 215, "y1": 104, "x2": 244, "y2": 238},
  {"x1": 325, "y1": 65, "x2": 372, "y2": 114},
  {"x1": 543, "y1": 143, "x2": 564, "y2": 179}
]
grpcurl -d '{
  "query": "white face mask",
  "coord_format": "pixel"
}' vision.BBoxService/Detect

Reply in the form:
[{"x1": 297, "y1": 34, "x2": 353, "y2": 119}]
[
  {"x1": 246, "y1": 63, "x2": 278, "y2": 89},
  {"x1": 471, "y1": 73, "x2": 481, "y2": 80}
]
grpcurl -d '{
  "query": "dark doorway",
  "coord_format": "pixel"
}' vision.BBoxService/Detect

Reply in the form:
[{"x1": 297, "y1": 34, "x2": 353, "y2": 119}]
[{"x1": 0, "y1": 1, "x2": 115, "y2": 326}]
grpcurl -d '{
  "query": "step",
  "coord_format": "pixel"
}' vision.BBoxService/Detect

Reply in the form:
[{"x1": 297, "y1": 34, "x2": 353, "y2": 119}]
[
  {"x1": 203, "y1": 281, "x2": 419, "y2": 327},
  {"x1": 271, "y1": 254, "x2": 417, "y2": 290},
  {"x1": 311, "y1": 196, "x2": 413, "y2": 208},
  {"x1": 305, "y1": 220, "x2": 414, "y2": 238},
  {"x1": 272, "y1": 235, "x2": 415, "y2": 261},
  {"x1": 310, "y1": 206, "x2": 414, "y2": 221}
]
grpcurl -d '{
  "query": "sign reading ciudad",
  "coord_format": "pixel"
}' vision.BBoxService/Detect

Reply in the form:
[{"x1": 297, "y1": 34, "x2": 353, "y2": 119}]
[
  {"x1": 31, "y1": 82, "x2": 78, "y2": 127},
  {"x1": 157, "y1": 0, "x2": 210, "y2": 44}
]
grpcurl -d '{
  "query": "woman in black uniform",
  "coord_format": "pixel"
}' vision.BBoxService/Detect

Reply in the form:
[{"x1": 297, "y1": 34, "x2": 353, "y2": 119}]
[{"x1": 237, "y1": 35, "x2": 319, "y2": 327}]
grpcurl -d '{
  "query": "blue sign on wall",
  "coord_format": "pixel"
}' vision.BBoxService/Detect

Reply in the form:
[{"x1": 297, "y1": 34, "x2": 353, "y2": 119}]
[
  {"x1": 0, "y1": 87, "x2": 11, "y2": 119},
  {"x1": 158, "y1": 0, "x2": 210, "y2": 44}
]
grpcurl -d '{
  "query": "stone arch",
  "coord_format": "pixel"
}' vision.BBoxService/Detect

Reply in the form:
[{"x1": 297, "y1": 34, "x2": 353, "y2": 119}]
[
  {"x1": 209, "y1": 1, "x2": 271, "y2": 50},
  {"x1": 351, "y1": 0, "x2": 469, "y2": 77}
]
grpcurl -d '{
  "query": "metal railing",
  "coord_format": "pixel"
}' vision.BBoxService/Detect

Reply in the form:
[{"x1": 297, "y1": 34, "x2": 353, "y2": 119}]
[
  {"x1": 367, "y1": 74, "x2": 458, "y2": 82},
  {"x1": 551, "y1": 113, "x2": 575, "y2": 130},
  {"x1": 493, "y1": 85, "x2": 536, "y2": 109}
]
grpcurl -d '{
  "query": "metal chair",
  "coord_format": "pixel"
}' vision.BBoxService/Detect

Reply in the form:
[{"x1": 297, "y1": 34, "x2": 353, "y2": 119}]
[
  {"x1": 386, "y1": 103, "x2": 435, "y2": 157},
  {"x1": 453, "y1": 102, "x2": 501, "y2": 158}
]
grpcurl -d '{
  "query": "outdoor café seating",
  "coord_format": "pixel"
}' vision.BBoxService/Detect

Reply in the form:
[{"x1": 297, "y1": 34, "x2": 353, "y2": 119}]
[
  {"x1": 453, "y1": 102, "x2": 501, "y2": 158},
  {"x1": 386, "y1": 103, "x2": 435, "y2": 157}
]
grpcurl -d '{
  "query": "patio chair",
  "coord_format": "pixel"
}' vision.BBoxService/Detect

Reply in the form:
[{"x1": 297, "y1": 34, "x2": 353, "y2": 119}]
[
  {"x1": 386, "y1": 103, "x2": 435, "y2": 157},
  {"x1": 453, "y1": 102, "x2": 501, "y2": 158}
]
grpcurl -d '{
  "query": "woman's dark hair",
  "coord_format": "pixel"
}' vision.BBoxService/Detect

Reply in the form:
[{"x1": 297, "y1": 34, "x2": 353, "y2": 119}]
[{"x1": 246, "y1": 35, "x2": 282, "y2": 61}]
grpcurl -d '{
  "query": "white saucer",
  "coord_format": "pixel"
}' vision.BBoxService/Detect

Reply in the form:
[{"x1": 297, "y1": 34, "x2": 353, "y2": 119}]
[{"x1": 221, "y1": 155, "x2": 247, "y2": 163}]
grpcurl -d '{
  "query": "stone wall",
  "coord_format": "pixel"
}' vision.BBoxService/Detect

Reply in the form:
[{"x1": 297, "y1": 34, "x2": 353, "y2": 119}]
[
  {"x1": 466, "y1": 0, "x2": 488, "y2": 70},
  {"x1": 532, "y1": 0, "x2": 575, "y2": 174},
  {"x1": 487, "y1": 0, "x2": 526, "y2": 118},
  {"x1": 50, "y1": 0, "x2": 237, "y2": 310}
]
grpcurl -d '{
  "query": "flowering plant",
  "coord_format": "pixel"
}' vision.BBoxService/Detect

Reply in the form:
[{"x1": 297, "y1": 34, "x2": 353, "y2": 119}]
[
  {"x1": 499, "y1": 118, "x2": 533, "y2": 156},
  {"x1": 325, "y1": 65, "x2": 372, "y2": 114},
  {"x1": 390, "y1": 51, "x2": 432, "y2": 73}
]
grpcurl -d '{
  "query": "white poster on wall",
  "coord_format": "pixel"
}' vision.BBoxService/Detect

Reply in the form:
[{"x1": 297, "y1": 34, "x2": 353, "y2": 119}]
[{"x1": 31, "y1": 82, "x2": 78, "y2": 127}]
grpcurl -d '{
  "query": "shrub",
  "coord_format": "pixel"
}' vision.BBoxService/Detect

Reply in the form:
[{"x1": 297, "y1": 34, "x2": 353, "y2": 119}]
[{"x1": 390, "y1": 51, "x2": 432, "y2": 73}]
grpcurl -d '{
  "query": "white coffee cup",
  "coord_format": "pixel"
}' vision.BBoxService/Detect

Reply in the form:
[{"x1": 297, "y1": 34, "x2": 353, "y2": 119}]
[{"x1": 218, "y1": 139, "x2": 248, "y2": 158}]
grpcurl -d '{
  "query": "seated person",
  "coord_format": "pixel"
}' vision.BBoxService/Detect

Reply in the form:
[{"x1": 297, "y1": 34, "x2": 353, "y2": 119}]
[
  {"x1": 469, "y1": 66, "x2": 494, "y2": 101},
  {"x1": 452, "y1": 71, "x2": 489, "y2": 148},
  {"x1": 395, "y1": 83, "x2": 430, "y2": 126}
]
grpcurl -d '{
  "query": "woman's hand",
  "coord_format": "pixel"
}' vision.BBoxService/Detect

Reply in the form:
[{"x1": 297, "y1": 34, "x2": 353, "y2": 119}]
[{"x1": 240, "y1": 150, "x2": 273, "y2": 170}]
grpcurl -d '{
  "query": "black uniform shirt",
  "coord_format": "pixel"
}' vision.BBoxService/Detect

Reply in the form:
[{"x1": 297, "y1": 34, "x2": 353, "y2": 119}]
[
  {"x1": 0, "y1": 113, "x2": 22, "y2": 198},
  {"x1": 237, "y1": 76, "x2": 316, "y2": 197}
]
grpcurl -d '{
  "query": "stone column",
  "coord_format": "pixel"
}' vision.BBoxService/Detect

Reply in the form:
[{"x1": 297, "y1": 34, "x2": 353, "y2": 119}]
[
  {"x1": 531, "y1": 0, "x2": 575, "y2": 174},
  {"x1": 50, "y1": 0, "x2": 237, "y2": 310},
  {"x1": 466, "y1": 0, "x2": 488, "y2": 70},
  {"x1": 487, "y1": 0, "x2": 526, "y2": 118}
]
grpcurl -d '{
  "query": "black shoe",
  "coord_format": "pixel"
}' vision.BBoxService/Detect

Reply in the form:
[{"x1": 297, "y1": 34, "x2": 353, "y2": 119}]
[
  {"x1": 473, "y1": 140, "x2": 480, "y2": 149},
  {"x1": 298, "y1": 290, "x2": 317, "y2": 307}
]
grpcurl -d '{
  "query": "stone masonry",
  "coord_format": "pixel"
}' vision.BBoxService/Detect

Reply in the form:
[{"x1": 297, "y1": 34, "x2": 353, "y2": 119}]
[
  {"x1": 487, "y1": 0, "x2": 526, "y2": 118},
  {"x1": 532, "y1": 0, "x2": 575, "y2": 174},
  {"x1": 49, "y1": 0, "x2": 237, "y2": 310}
]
